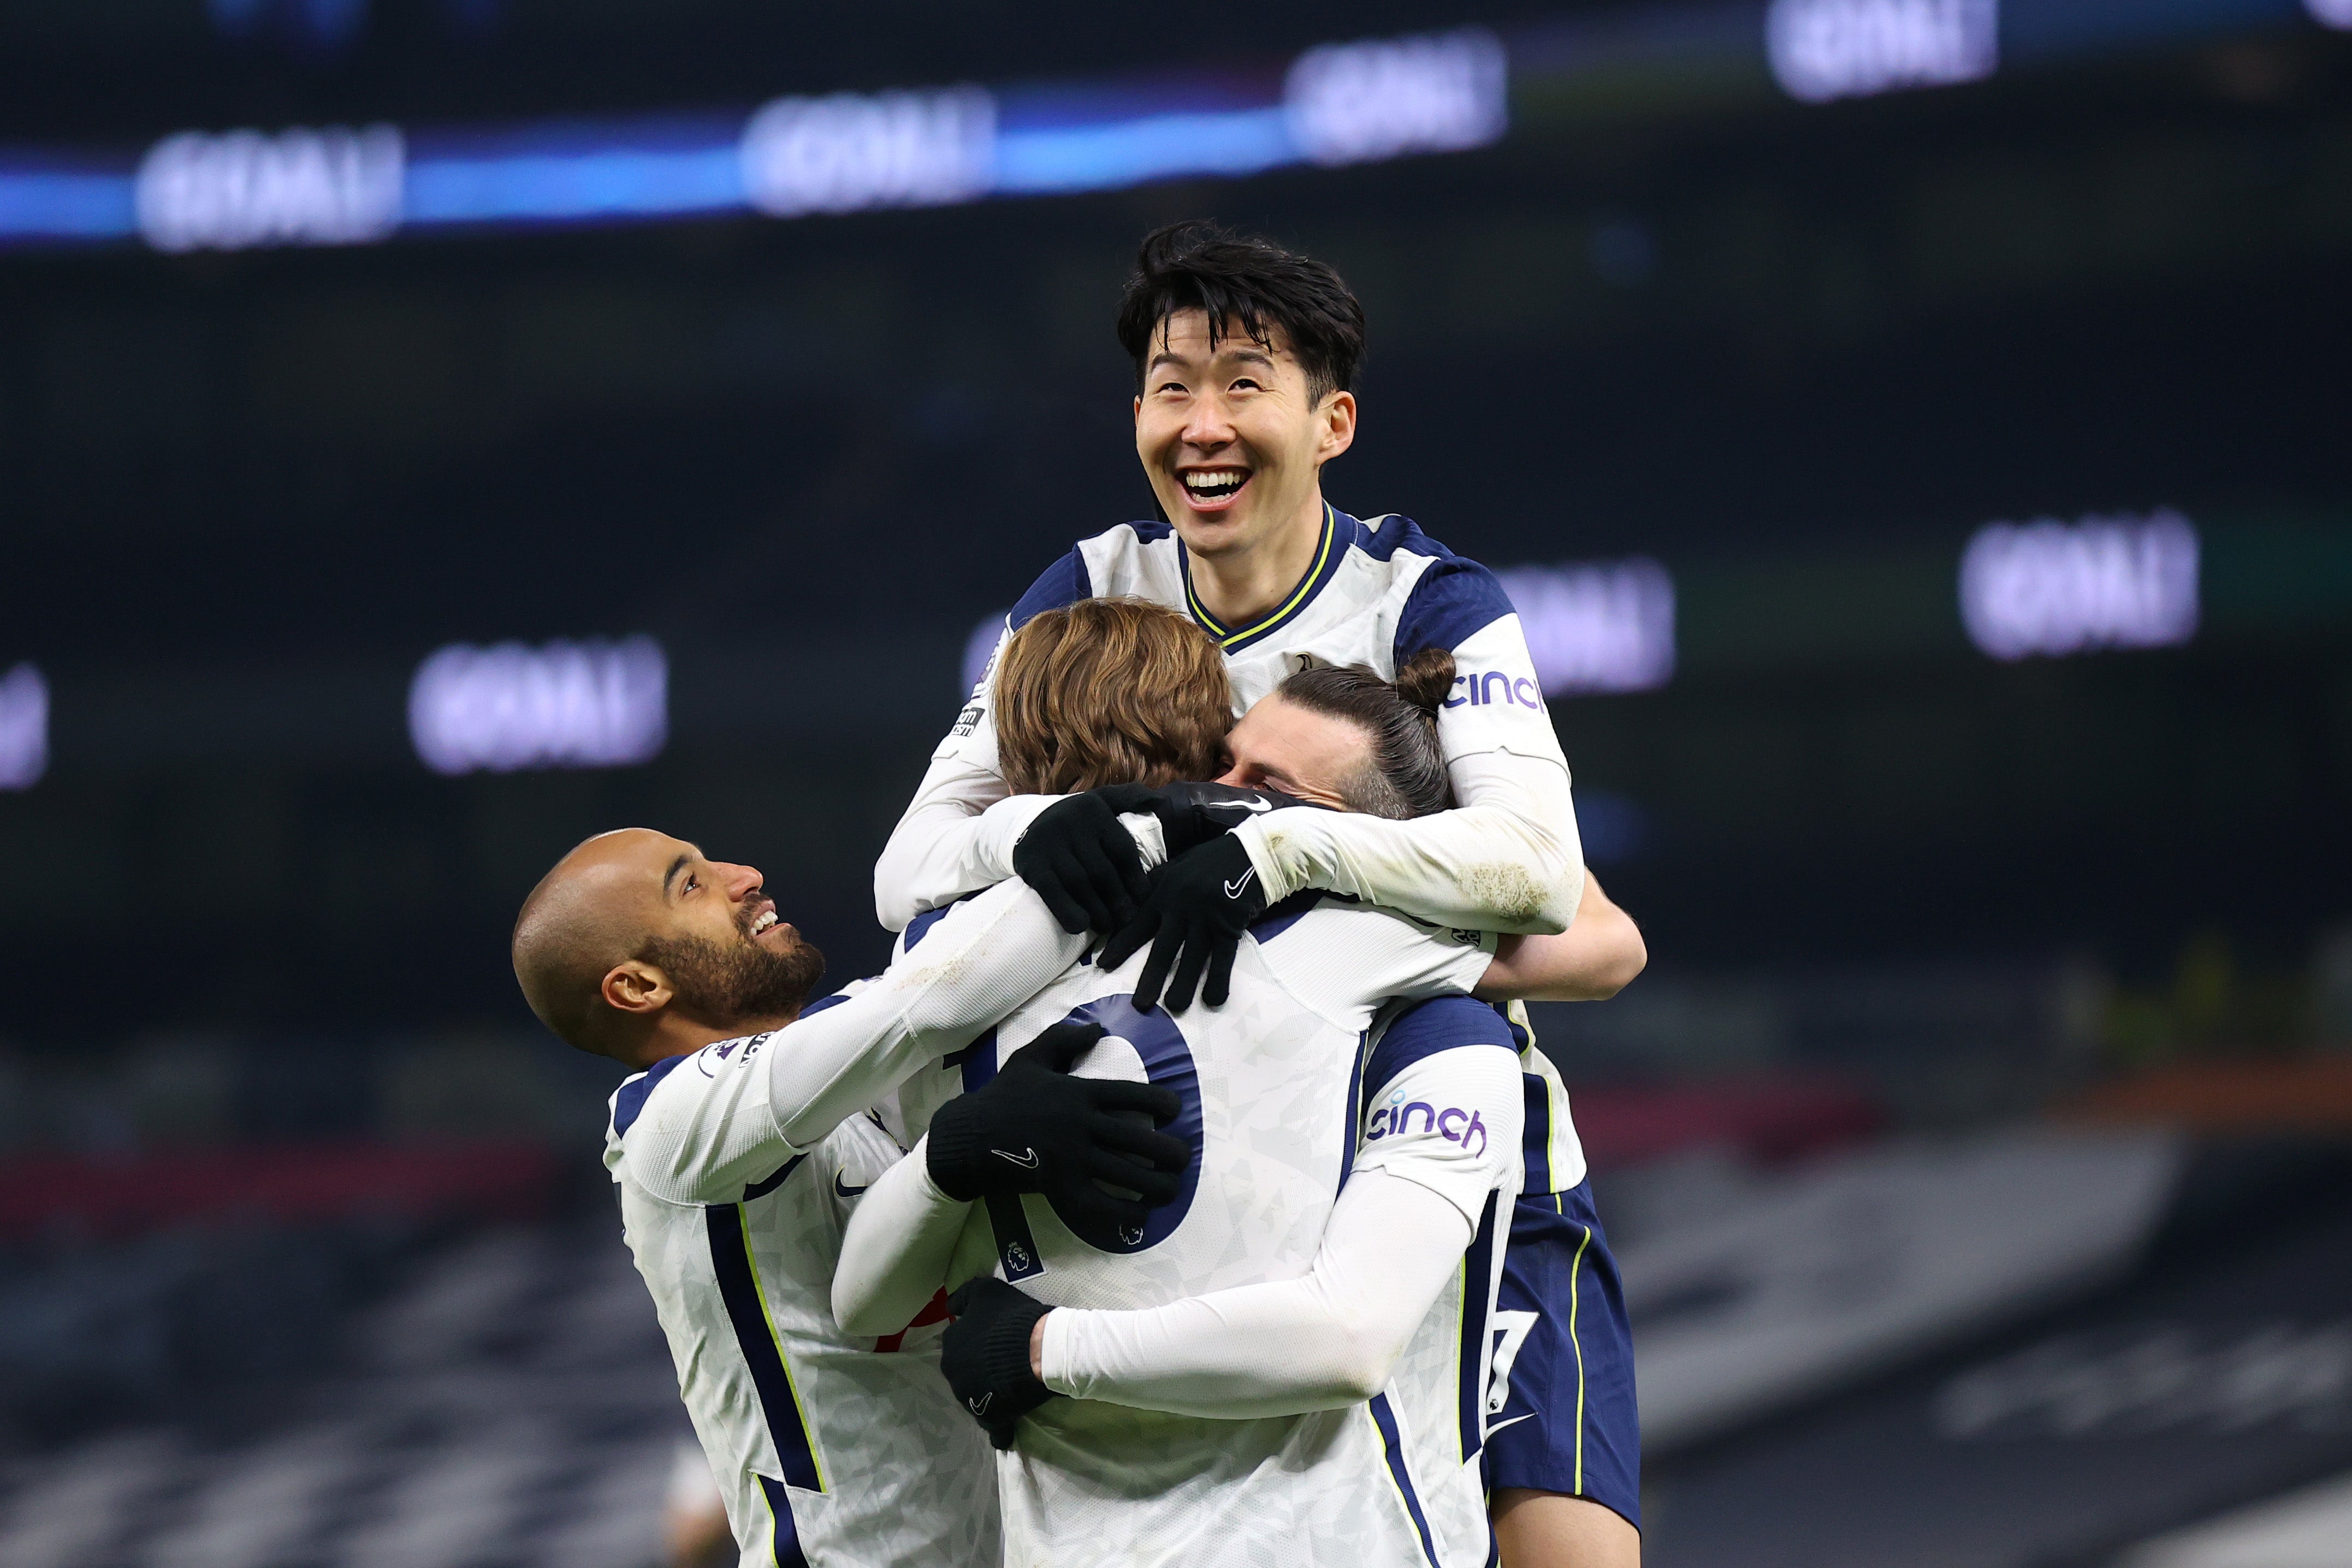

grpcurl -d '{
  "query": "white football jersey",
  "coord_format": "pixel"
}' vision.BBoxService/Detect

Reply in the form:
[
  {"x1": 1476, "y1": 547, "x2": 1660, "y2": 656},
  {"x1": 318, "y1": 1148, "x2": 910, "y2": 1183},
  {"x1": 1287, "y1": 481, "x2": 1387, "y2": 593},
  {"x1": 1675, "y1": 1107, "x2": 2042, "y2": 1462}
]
[
  {"x1": 610, "y1": 1100, "x2": 993, "y2": 1568},
  {"x1": 932, "y1": 898, "x2": 1516, "y2": 1568},
  {"x1": 944, "y1": 507, "x2": 1569, "y2": 782}
]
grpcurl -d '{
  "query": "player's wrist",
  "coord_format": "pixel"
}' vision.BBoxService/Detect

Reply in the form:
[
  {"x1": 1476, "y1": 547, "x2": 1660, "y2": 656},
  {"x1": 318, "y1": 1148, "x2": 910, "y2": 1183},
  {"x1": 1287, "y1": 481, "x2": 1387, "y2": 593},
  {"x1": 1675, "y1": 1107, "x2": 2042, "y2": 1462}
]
[
  {"x1": 1229, "y1": 818, "x2": 1302, "y2": 904},
  {"x1": 1029, "y1": 1308, "x2": 1051, "y2": 1379}
]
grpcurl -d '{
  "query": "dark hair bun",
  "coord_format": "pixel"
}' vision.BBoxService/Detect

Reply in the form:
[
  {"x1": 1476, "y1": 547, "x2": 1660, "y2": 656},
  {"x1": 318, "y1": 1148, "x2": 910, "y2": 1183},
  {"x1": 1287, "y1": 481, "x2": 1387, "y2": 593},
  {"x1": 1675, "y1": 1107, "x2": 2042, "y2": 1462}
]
[{"x1": 1395, "y1": 646, "x2": 1457, "y2": 716}]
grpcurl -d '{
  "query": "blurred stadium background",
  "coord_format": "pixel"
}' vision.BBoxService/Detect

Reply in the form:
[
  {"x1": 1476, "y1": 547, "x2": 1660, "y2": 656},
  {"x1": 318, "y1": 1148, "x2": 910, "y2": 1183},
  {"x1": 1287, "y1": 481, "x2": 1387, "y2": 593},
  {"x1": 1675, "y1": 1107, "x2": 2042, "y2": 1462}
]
[{"x1": 4, "y1": 2, "x2": 2351, "y2": 1564}]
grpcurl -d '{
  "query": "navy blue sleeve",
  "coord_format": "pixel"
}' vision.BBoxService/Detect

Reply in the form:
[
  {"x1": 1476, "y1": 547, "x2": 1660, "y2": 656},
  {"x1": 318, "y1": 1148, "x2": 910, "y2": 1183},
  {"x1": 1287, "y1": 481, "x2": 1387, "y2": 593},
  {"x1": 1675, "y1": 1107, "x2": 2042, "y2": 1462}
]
[
  {"x1": 610, "y1": 1052, "x2": 690, "y2": 1139},
  {"x1": 1009, "y1": 546, "x2": 1093, "y2": 629},
  {"x1": 1382, "y1": 523, "x2": 1518, "y2": 664},
  {"x1": 1365, "y1": 995, "x2": 1519, "y2": 1100}
]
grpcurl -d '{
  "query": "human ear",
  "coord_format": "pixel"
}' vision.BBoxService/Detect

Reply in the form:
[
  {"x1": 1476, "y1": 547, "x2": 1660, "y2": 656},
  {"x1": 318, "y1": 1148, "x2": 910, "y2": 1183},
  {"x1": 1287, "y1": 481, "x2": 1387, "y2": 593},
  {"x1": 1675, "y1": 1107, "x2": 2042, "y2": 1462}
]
[
  {"x1": 1317, "y1": 390, "x2": 1357, "y2": 463},
  {"x1": 602, "y1": 960, "x2": 672, "y2": 1016}
]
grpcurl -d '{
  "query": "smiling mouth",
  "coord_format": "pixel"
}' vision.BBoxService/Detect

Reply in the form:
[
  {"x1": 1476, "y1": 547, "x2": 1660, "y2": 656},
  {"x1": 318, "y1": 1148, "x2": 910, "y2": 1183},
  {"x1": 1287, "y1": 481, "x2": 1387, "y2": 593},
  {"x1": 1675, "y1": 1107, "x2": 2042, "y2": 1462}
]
[
  {"x1": 1179, "y1": 468, "x2": 1251, "y2": 508},
  {"x1": 748, "y1": 904, "x2": 781, "y2": 937}
]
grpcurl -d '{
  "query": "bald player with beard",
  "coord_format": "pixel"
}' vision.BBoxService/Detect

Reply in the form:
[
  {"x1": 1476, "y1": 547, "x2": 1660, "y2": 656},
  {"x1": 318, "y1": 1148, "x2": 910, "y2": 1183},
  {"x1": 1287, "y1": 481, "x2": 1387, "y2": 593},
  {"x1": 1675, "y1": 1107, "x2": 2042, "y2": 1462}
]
[{"x1": 513, "y1": 827, "x2": 1186, "y2": 1568}]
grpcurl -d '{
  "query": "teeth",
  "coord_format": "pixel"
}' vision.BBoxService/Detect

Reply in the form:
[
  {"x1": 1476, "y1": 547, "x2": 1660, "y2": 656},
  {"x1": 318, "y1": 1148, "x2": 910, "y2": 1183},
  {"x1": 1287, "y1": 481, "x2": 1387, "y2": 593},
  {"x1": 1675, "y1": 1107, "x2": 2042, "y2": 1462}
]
[
  {"x1": 1184, "y1": 471, "x2": 1246, "y2": 492},
  {"x1": 751, "y1": 910, "x2": 778, "y2": 935}
]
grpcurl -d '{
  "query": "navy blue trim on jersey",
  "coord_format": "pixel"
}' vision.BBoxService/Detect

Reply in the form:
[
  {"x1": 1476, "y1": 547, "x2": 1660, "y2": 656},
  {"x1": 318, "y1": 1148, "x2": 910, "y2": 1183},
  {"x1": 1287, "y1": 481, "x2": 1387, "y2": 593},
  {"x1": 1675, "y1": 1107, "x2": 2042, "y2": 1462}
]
[
  {"x1": 1369, "y1": 1392, "x2": 1444, "y2": 1567},
  {"x1": 1248, "y1": 888, "x2": 1323, "y2": 945},
  {"x1": 1180, "y1": 503, "x2": 1352, "y2": 654},
  {"x1": 1397, "y1": 561, "x2": 1516, "y2": 668},
  {"x1": 1338, "y1": 1030, "x2": 1371, "y2": 1196},
  {"x1": 1365, "y1": 995, "x2": 1519, "y2": 1099},
  {"x1": 706, "y1": 1203, "x2": 825, "y2": 1493},
  {"x1": 903, "y1": 889, "x2": 983, "y2": 954},
  {"x1": 744, "y1": 1153, "x2": 807, "y2": 1202},
  {"x1": 755, "y1": 1474, "x2": 810, "y2": 1568},
  {"x1": 1010, "y1": 547, "x2": 1092, "y2": 629},
  {"x1": 611, "y1": 1053, "x2": 689, "y2": 1140},
  {"x1": 1459, "y1": 1188, "x2": 1502, "y2": 1461},
  {"x1": 945, "y1": 1026, "x2": 999, "y2": 1093}
]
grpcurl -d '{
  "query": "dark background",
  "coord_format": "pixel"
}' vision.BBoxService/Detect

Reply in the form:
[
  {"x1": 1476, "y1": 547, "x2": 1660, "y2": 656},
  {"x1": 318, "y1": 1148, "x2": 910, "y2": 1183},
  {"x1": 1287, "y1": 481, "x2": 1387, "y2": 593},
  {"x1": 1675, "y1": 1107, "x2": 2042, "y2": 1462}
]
[{"x1": 5, "y1": 5, "x2": 2348, "y2": 1058}]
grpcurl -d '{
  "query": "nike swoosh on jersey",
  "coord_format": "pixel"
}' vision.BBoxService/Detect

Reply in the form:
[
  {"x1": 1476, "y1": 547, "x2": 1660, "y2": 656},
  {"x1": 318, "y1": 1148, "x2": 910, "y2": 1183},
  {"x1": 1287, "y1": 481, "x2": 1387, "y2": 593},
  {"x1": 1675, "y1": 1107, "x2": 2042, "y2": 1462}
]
[
  {"x1": 1224, "y1": 868, "x2": 1258, "y2": 899},
  {"x1": 1208, "y1": 796, "x2": 1273, "y2": 814},
  {"x1": 992, "y1": 1147, "x2": 1041, "y2": 1169},
  {"x1": 1485, "y1": 1412, "x2": 1538, "y2": 1437},
  {"x1": 833, "y1": 1173, "x2": 871, "y2": 1198}
]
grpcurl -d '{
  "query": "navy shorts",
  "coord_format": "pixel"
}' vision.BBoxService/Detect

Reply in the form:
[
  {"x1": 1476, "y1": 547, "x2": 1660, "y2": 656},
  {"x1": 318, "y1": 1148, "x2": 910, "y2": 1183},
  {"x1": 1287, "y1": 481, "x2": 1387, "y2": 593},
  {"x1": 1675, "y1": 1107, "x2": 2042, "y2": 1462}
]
[{"x1": 1482, "y1": 1180, "x2": 1641, "y2": 1530}]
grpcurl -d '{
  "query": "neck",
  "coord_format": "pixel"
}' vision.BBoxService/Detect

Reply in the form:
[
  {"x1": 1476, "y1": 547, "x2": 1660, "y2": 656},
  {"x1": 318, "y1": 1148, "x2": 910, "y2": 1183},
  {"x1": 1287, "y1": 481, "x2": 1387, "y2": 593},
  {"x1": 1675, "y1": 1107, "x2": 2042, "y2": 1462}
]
[
  {"x1": 1189, "y1": 488, "x2": 1328, "y2": 631},
  {"x1": 625, "y1": 1008, "x2": 800, "y2": 1072}
]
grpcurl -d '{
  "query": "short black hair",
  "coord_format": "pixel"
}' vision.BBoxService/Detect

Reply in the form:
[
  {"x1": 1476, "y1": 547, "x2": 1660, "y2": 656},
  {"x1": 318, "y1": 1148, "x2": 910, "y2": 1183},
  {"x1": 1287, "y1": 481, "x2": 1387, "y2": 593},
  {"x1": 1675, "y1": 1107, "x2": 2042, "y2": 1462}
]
[{"x1": 1117, "y1": 220, "x2": 1366, "y2": 403}]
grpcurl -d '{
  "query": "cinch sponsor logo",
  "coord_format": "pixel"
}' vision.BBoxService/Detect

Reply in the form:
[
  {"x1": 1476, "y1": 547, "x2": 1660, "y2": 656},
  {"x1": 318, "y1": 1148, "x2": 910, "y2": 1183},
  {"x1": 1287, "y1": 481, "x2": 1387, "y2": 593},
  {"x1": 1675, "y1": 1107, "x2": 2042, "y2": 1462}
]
[
  {"x1": 1365, "y1": 1089, "x2": 1489, "y2": 1156},
  {"x1": 1443, "y1": 669, "x2": 1544, "y2": 712}
]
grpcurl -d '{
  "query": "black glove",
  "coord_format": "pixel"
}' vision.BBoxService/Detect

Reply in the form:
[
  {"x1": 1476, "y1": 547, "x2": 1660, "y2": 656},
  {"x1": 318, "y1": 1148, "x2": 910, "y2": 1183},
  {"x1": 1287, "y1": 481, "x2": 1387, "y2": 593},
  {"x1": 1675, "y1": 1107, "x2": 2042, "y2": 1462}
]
[
  {"x1": 1147, "y1": 781, "x2": 1306, "y2": 856},
  {"x1": 943, "y1": 1278, "x2": 1054, "y2": 1450},
  {"x1": 1012, "y1": 787, "x2": 1159, "y2": 934},
  {"x1": 1012, "y1": 783, "x2": 1304, "y2": 934},
  {"x1": 1095, "y1": 835, "x2": 1267, "y2": 1013},
  {"x1": 926, "y1": 1022, "x2": 1190, "y2": 1234}
]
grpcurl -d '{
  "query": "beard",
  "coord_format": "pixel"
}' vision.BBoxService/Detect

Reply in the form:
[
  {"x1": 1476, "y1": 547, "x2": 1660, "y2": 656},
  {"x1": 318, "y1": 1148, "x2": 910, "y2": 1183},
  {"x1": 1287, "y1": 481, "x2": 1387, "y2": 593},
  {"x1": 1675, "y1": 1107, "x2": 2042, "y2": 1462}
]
[{"x1": 640, "y1": 926, "x2": 826, "y2": 1027}]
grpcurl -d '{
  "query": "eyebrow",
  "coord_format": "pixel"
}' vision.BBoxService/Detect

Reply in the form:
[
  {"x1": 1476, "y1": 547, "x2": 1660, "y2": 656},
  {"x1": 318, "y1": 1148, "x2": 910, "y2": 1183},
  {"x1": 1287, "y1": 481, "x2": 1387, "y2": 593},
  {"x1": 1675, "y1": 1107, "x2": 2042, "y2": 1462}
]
[{"x1": 662, "y1": 853, "x2": 692, "y2": 898}]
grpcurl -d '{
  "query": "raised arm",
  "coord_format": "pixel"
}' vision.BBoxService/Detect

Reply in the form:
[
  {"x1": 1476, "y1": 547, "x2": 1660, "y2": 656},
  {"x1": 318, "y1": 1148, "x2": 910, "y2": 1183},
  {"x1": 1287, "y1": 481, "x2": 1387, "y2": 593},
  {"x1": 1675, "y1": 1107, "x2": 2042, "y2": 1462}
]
[
  {"x1": 1475, "y1": 872, "x2": 1646, "y2": 1003},
  {"x1": 1230, "y1": 608, "x2": 1583, "y2": 936},
  {"x1": 627, "y1": 825, "x2": 1165, "y2": 1205},
  {"x1": 872, "y1": 619, "x2": 1065, "y2": 931}
]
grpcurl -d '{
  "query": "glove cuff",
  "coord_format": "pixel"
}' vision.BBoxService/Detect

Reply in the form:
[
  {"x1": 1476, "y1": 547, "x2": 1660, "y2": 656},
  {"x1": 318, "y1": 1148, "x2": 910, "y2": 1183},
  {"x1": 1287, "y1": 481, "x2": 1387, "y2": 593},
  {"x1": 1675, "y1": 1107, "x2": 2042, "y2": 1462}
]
[
  {"x1": 923, "y1": 1098, "x2": 990, "y2": 1203},
  {"x1": 981, "y1": 1297, "x2": 1053, "y2": 1411}
]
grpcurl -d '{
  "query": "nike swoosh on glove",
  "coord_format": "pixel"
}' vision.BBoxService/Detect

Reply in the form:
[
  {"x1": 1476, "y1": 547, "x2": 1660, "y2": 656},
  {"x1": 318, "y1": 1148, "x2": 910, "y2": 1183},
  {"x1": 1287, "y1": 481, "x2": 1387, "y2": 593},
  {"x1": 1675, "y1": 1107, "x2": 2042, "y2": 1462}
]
[
  {"x1": 925, "y1": 1021, "x2": 1190, "y2": 1235},
  {"x1": 1095, "y1": 835, "x2": 1267, "y2": 1013},
  {"x1": 942, "y1": 1278, "x2": 1054, "y2": 1450}
]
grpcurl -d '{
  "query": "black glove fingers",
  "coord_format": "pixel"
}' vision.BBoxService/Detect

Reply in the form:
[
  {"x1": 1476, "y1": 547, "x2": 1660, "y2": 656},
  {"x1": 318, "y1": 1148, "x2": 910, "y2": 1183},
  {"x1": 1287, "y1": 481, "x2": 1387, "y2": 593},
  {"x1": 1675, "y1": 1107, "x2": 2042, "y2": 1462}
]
[
  {"x1": 1162, "y1": 920, "x2": 1212, "y2": 1013},
  {"x1": 1094, "y1": 909, "x2": 1157, "y2": 973},
  {"x1": 1080, "y1": 825, "x2": 1143, "y2": 930},
  {"x1": 1201, "y1": 933, "x2": 1240, "y2": 1008},
  {"x1": 1021, "y1": 1020, "x2": 1105, "y2": 1073},
  {"x1": 1129, "y1": 913, "x2": 1184, "y2": 1013},
  {"x1": 1080, "y1": 1150, "x2": 1181, "y2": 1205},
  {"x1": 1091, "y1": 1117, "x2": 1190, "y2": 1172},
  {"x1": 1054, "y1": 848, "x2": 1122, "y2": 933},
  {"x1": 1056, "y1": 1183, "x2": 1153, "y2": 1234},
  {"x1": 1085, "y1": 1080, "x2": 1181, "y2": 1125},
  {"x1": 1031, "y1": 855, "x2": 1095, "y2": 935}
]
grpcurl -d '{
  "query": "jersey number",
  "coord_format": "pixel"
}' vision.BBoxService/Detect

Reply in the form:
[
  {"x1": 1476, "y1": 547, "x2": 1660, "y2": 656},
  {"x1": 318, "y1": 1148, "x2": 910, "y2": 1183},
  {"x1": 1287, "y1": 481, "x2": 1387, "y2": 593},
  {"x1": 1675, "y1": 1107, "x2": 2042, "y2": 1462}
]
[{"x1": 990, "y1": 994, "x2": 1204, "y2": 1275}]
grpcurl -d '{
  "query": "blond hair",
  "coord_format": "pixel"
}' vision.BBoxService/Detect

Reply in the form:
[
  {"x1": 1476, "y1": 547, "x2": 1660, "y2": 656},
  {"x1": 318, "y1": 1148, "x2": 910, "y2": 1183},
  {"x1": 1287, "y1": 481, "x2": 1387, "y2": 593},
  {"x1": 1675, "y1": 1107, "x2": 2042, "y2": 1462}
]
[{"x1": 994, "y1": 598, "x2": 1234, "y2": 794}]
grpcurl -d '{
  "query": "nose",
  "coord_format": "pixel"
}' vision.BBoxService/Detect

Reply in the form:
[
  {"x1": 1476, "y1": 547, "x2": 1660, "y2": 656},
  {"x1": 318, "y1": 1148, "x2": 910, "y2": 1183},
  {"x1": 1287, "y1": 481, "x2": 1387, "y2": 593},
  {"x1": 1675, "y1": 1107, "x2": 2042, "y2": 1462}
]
[
  {"x1": 1213, "y1": 759, "x2": 1249, "y2": 787},
  {"x1": 718, "y1": 861, "x2": 764, "y2": 902},
  {"x1": 1180, "y1": 395, "x2": 1236, "y2": 451}
]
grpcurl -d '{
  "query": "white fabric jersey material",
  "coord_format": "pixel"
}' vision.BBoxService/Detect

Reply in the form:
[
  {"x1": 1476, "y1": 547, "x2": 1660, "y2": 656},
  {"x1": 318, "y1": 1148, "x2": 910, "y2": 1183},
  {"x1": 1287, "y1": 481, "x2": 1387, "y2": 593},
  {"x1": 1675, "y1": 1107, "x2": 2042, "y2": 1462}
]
[
  {"x1": 834, "y1": 899, "x2": 1504, "y2": 1568},
  {"x1": 874, "y1": 509, "x2": 1584, "y2": 936},
  {"x1": 615, "y1": 1108, "x2": 994, "y2": 1567},
  {"x1": 603, "y1": 864, "x2": 1158, "y2": 1568}
]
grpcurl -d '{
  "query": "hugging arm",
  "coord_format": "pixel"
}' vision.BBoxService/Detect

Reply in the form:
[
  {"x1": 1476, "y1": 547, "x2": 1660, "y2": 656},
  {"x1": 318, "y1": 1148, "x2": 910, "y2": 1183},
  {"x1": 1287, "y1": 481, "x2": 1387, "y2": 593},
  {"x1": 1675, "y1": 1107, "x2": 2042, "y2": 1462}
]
[{"x1": 1475, "y1": 872, "x2": 1646, "y2": 1003}]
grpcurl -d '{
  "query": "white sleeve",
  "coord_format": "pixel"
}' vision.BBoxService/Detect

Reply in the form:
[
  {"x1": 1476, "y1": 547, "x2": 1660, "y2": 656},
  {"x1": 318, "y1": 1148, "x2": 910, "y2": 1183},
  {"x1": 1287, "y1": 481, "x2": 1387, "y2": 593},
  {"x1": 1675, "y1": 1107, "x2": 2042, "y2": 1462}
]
[
  {"x1": 832, "y1": 1133, "x2": 972, "y2": 1338},
  {"x1": 624, "y1": 876, "x2": 1086, "y2": 1206},
  {"x1": 1271, "y1": 905, "x2": 1497, "y2": 1031},
  {"x1": 1039, "y1": 1046, "x2": 1521, "y2": 1418},
  {"x1": 1229, "y1": 616, "x2": 1583, "y2": 935}
]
